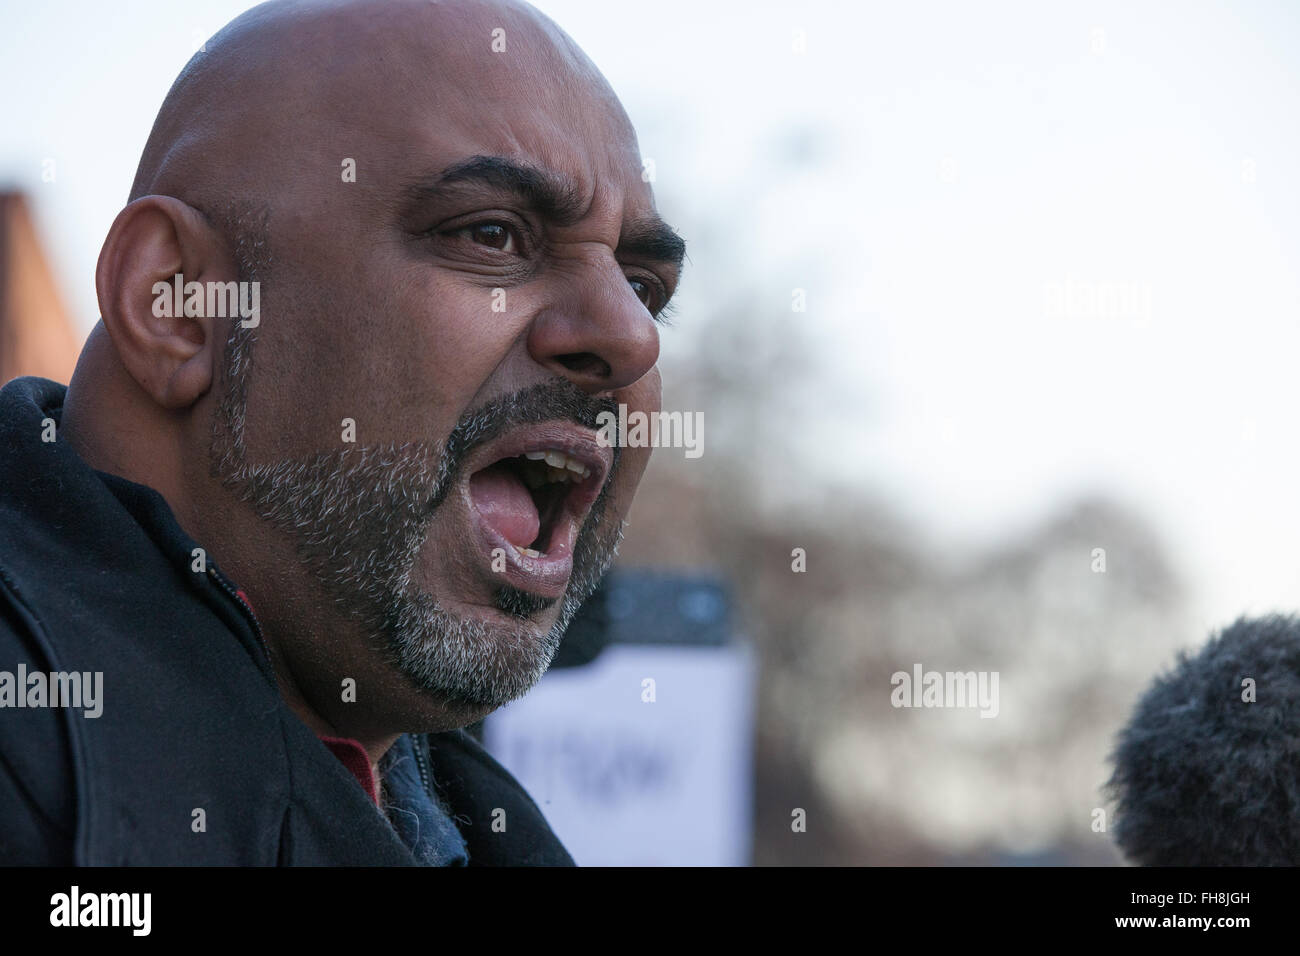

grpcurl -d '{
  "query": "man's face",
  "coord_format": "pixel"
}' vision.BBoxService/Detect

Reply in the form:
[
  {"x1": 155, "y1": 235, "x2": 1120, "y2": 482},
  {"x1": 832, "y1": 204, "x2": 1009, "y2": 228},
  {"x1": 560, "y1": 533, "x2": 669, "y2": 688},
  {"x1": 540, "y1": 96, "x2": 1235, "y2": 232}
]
[{"x1": 207, "y1": 5, "x2": 682, "y2": 718}]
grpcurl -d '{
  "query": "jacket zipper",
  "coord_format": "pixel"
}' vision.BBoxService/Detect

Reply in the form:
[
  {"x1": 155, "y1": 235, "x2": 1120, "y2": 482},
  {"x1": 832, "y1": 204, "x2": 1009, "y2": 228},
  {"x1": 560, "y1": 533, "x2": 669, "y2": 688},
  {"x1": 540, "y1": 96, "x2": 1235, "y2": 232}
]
[
  {"x1": 412, "y1": 734, "x2": 433, "y2": 795},
  {"x1": 205, "y1": 564, "x2": 274, "y2": 671}
]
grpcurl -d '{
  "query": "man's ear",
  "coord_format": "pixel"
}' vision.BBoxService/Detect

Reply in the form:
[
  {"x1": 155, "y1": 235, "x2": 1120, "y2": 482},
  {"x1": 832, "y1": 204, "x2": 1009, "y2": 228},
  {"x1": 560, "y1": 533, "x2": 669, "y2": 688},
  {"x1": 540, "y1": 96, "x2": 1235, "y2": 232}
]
[{"x1": 95, "y1": 196, "x2": 236, "y2": 410}]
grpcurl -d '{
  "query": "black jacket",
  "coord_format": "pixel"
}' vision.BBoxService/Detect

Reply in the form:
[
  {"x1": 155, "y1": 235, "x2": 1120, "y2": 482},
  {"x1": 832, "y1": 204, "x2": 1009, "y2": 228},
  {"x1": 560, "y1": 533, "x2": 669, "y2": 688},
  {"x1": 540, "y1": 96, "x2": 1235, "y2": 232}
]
[{"x1": 0, "y1": 376, "x2": 573, "y2": 865}]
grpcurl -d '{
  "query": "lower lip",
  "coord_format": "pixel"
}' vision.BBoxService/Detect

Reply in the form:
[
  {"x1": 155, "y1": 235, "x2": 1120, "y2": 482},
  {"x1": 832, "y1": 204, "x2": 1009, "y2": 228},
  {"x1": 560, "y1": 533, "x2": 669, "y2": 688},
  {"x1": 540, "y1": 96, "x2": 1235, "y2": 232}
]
[{"x1": 470, "y1": 505, "x2": 576, "y2": 601}]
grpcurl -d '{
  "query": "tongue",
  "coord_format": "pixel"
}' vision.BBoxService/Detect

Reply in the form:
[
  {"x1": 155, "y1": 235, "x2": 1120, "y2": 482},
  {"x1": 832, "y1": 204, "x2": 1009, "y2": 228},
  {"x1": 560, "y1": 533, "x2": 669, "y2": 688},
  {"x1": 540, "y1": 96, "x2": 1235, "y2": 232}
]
[{"x1": 469, "y1": 463, "x2": 540, "y2": 548}]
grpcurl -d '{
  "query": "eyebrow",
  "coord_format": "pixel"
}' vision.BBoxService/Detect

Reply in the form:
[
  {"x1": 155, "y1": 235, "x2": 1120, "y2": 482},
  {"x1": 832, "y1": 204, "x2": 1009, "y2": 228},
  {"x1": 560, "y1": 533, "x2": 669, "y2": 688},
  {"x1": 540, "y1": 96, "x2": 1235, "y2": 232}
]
[
  {"x1": 402, "y1": 154, "x2": 686, "y2": 271},
  {"x1": 618, "y1": 217, "x2": 687, "y2": 272}
]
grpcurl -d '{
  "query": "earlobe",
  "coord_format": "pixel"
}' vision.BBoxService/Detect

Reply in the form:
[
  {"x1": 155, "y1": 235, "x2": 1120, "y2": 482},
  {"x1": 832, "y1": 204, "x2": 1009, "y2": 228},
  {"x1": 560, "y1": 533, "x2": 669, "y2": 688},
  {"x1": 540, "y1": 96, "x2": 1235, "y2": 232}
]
[{"x1": 96, "y1": 196, "x2": 233, "y2": 410}]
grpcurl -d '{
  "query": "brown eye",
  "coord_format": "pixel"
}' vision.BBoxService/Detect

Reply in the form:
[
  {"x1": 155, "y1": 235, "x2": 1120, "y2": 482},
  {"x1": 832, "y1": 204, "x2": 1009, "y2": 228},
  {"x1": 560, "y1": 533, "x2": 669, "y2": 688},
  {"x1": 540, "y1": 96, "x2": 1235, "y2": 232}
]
[
  {"x1": 628, "y1": 277, "x2": 653, "y2": 309},
  {"x1": 441, "y1": 220, "x2": 520, "y2": 254},
  {"x1": 468, "y1": 222, "x2": 513, "y2": 251}
]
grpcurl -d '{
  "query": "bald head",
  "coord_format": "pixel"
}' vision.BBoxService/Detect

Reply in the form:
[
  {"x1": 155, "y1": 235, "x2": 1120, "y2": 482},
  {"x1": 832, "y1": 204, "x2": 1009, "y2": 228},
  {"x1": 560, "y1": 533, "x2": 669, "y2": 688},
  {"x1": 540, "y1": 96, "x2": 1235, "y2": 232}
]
[{"x1": 130, "y1": 0, "x2": 631, "y2": 219}]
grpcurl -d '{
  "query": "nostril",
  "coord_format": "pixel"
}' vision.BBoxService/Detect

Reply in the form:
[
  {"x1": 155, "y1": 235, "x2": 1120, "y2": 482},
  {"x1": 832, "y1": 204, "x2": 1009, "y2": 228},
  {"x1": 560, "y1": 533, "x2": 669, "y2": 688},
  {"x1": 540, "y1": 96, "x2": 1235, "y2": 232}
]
[{"x1": 555, "y1": 352, "x2": 611, "y2": 379}]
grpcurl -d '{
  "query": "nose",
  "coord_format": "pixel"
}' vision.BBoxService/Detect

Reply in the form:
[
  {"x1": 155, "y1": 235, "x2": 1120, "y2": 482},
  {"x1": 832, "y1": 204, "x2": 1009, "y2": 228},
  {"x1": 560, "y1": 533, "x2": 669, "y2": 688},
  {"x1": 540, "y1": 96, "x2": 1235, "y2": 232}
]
[{"x1": 526, "y1": 255, "x2": 660, "y2": 394}]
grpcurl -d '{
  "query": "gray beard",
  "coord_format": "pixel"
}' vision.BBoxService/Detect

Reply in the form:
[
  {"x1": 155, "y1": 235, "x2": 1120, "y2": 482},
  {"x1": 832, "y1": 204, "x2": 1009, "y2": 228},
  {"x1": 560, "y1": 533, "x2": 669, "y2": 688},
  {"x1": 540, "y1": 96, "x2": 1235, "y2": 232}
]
[{"x1": 209, "y1": 323, "x2": 624, "y2": 711}]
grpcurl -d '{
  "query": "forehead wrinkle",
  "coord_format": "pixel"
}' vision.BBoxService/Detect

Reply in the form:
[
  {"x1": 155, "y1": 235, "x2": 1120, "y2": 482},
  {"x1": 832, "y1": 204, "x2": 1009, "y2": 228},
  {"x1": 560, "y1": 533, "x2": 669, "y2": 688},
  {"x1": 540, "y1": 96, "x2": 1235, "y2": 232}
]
[{"x1": 401, "y1": 154, "x2": 589, "y2": 228}]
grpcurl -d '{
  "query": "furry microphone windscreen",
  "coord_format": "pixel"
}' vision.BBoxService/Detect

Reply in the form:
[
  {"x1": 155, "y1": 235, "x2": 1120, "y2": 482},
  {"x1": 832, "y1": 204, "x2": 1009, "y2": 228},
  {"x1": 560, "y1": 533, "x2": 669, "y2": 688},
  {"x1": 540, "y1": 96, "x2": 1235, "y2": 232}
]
[{"x1": 1106, "y1": 614, "x2": 1300, "y2": 865}]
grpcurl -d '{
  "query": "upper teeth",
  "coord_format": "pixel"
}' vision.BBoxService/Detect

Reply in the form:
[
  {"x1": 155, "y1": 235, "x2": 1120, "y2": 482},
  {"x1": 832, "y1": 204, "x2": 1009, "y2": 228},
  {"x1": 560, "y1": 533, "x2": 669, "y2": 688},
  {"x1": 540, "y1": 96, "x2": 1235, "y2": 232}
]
[{"x1": 521, "y1": 449, "x2": 591, "y2": 484}]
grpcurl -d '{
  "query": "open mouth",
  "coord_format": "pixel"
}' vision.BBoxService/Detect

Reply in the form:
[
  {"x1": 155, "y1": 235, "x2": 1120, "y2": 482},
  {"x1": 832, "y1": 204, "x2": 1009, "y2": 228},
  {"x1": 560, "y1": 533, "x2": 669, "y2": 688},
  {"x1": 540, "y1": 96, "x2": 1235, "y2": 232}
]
[
  {"x1": 468, "y1": 448, "x2": 598, "y2": 558},
  {"x1": 458, "y1": 423, "x2": 614, "y2": 602}
]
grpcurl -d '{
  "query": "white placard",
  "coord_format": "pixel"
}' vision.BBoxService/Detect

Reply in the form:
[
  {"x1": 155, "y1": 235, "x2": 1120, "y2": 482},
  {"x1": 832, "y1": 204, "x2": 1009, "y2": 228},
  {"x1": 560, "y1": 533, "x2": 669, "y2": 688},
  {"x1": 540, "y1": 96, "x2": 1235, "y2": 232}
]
[{"x1": 484, "y1": 643, "x2": 755, "y2": 866}]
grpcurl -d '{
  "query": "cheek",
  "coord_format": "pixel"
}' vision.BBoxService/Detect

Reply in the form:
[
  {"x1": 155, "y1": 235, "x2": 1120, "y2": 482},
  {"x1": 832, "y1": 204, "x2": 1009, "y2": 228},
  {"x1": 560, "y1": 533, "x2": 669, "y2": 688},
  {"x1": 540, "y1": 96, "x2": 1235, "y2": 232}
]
[
  {"x1": 410, "y1": 279, "x2": 522, "y2": 375},
  {"x1": 628, "y1": 367, "x2": 663, "y2": 411},
  {"x1": 237, "y1": 270, "x2": 393, "y2": 458},
  {"x1": 610, "y1": 445, "x2": 653, "y2": 509},
  {"x1": 604, "y1": 370, "x2": 662, "y2": 511},
  {"x1": 242, "y1": 263, "x2": 528, "y2": 453},
  {"x1": 354, "y1": 273, "x2": 526, "y2": 443}
]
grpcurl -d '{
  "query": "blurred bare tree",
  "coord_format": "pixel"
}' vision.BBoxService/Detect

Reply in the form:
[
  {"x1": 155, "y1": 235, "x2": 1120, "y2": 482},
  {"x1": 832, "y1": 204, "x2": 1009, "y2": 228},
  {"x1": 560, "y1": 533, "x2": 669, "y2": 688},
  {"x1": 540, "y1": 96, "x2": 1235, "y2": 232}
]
[{"x1": 619, "y1": 279, "x2": 1190, "y2": 865}]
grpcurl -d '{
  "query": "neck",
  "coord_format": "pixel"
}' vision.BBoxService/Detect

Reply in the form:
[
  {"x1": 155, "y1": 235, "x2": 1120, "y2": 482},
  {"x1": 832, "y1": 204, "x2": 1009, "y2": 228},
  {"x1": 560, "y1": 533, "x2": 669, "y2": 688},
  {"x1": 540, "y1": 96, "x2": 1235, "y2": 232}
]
[{"x1": 62, "y1": 325, "x2": 192, "y2": 523}]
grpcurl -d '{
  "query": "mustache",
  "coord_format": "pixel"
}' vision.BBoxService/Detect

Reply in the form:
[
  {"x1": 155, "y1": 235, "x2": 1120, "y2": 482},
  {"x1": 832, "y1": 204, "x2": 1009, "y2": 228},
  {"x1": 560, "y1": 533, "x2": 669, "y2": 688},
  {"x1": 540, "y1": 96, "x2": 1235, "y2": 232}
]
[{"x1": 425, "y1": 378, "x2": 621, "y2": 515}]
